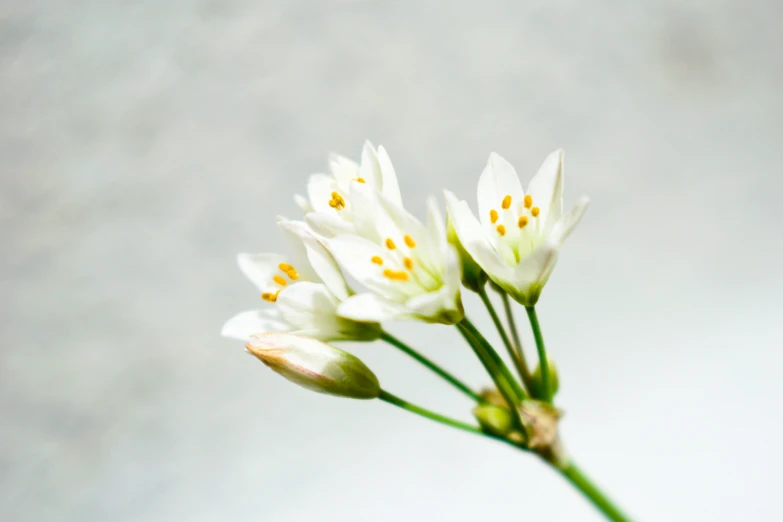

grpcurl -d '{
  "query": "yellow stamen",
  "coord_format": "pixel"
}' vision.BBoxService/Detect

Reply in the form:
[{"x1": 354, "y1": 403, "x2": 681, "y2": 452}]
[
  {"x1": 403, "y1": 257, "x2": 414, "y2": 270},
  {"x1": 279, "y1": 263, "x2": 294, "y2": 272},
  {"x1": 371, "y1": 256, "x2": 384, "y2": 265},
  {"x1": 356, "y1": 177, "x2": 366, "y2": 183},
  {"x1": 328, "y1": 191, "x2": 346, "y2": 210},
  {"x1": 518, "y1": 216, "x2": 528, "y2": 228},
  {"x1": 261, "y1": 291, "x2": 279, "y2": 303},
  {"x1": 490, "y1": 209, "x2": 498, "y2": 224},
  {"x1": 531, "y1": 206, "x2": 540, "y2": 217},
  {"x1": 524, "y1": 194, "x2": 533, "y2": 209},
  {"x1": 383, "y1": 269, "x2": 410, "y2": 281},
  {"x1": 502, "y1": 195, "x2": 512, "y2": 209},
  {"x1": 273, "y1": 275, "x2": 287, "y2": 286},
  {"x1": 496, "y1": 224, "x2": 506, "y2": 236},
  {"x1": 404, "y1": 235, "x2": 416, "y2": 248},
  {"x1": 385, "y1": 238, "x2": 397, "y2": 250},
  {"x1": 286, "y1": 270, "x2": 299, "y2": 280}
]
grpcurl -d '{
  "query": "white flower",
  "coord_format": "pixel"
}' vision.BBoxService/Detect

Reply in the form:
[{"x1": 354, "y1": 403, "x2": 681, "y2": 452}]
[
  {"x1": 445, "y1": 150, "x2": 589, "y2": 306},
  {"x1": 327, "y1": 185, "x2": 463, "y2": 325},
  {"x1": 222, "y1": 218, "x2": 381, "y2": 342},
  {"x1": 245, "y1": 333, "x2": 381, "y2": 399},
  {"x1": 298, "y1": 140, "x2": 402, "y2": 237}
]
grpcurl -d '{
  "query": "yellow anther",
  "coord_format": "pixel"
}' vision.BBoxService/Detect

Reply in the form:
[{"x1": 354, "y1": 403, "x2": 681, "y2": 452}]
[
  {"x1": 371, "y1": 256, "x2": 384, "y2": 265},
  {"x1": 328, "y1": 191, "x2": 346, "y2": 210},
  {"x1": 496, "y1": 224, "x2": 506, "y2": 236},
  {"x1": 383, "y1": 269, "x2": 410, "y2": 281},
  {"x1": 490, "y1": 209, "x2": 498, "y2": 224},
  {"x1": 518, "y1": 216, "x2": 528, "y2": 228},
  {"x1": 531, "y1": 206, "x2": 540, "y2": 217},
  {"x1": 356, "y1": 177, "x2": 366, "y2": 183},
  {"x1": 403, "y1": 257, "x2": 414, "y2": 270},
  {"x1": 273, "y1": 275, "x2": 287, "y2": 286},
  {"x1": 524, "y1": 194, "x2": 533, "y2": 209},
  {"x1": 385, "y1": 238, "x2": 397, "y2": 250},
  {"x1": 261, "y1": 291, "x2": 279, "y2": 303},
  {"x1": 502, "y1": 195, "x2": 512, "y2": 209},
  {"x1": 404, "y1": 235, "x2": 416, "y2": 248},
  {"x1": 286, "y1": 270, "x2": 299, "y2": 280},
  {"x1": 279, "y1": 263, "x2": 294, "y2": 272}
]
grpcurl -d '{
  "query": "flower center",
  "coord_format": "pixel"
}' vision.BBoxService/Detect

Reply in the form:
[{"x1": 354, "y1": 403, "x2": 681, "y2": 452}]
[
  {"x1": 489, "y1": 193, "x2": 541, "y2": 235},
  {"x1": 261, "y1": 263, "x2": 300, "y2": 302}
]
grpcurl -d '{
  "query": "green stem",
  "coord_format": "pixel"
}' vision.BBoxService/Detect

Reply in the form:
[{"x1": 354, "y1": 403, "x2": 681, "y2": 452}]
[
  {"x1": 558, "y1": 460, "x2": 633, "y2": 522},
  {"x1": 525, "y1": 305, "x2": 551, "y2": 402},
  {"x1": 458, "y1": 318, "x2": 526, "y2": 401},
  {"x1": 378, "y1": 390, "x2": 486, "y2": 437},
  {"x1": 477, "y1": 286, "x2": 532, "y2": 393},
  {"x1": 380, "y1": 331, "x2": 482, "y2": 403},
  {"x1": 499, "y1": 291, "x2": 534, "y2": 391}
]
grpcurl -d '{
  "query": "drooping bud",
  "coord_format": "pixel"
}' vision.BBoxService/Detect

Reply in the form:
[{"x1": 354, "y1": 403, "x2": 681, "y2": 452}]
[
  {"x1": 531, "y1": 358, "x2": 559, "y2": 399},
  {"x1": 245, "y1": 333, "x2": 380, "y2": 399},
  {"x1": 447, "y1": 214, "x2": 487, "y2": 293}
]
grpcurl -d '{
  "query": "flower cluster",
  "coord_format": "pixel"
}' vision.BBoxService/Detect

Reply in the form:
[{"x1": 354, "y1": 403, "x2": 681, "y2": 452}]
[{"x1": 220, "y1": 143, "x2": 634, "y2": 521}]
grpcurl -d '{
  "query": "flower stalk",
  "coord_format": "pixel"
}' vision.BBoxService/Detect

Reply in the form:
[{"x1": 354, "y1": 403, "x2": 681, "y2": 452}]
[
  {"x1": 525, "y1": 305, "x2": 552, "y2": 402},
  {"x1": 380, "y1": 331, "x2": 482, "y2": 403}
]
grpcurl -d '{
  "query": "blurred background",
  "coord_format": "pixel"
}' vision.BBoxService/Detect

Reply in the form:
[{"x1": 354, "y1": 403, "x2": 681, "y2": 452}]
[{"x1": 2, "y1": 1, "x2": 782, "y2": 520}]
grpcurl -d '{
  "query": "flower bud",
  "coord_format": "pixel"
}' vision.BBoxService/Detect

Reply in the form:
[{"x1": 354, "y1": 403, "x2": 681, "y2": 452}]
[
  {"x1": 531, "y1": 358, "x2": 559, "y2": 399},
  {"x1": 473, "y1": 403, "x2": 514, "y2": 436},
  {"x1": 447, "y1": 215, "x2": 487, "y2": 292},
  {"x1": 245, "y1": 333, "x2": 380, "y2": 399}
]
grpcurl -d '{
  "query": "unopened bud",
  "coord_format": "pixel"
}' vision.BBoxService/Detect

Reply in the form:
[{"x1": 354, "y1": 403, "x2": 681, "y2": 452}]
[
  {"x1": 531, "y1": 358, "x2": 559, "y2": 399},
  {"x1": 447, "y1": 215, "x2": 487, "y2": 292},
  {"x1": 245, "y1": 333, "x2": 380, "y2": 399}
]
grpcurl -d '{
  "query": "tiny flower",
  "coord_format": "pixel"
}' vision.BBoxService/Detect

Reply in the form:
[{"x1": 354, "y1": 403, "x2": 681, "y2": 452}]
[
  {"x1": 327, "y1": 187, "x2": 463, "y2": 325},
  {"x1": 445, "y1": 150, "x2": 589, "y2": 306},
  {"x1": 222, "y1": 218, "x2": 381, "y2": 342},
  {"x1": 246, "y1": 333, "x2": 381, "y2": 399},
  {"x1": 298, "y1": 140, "x2": 402, "y2": 237}
]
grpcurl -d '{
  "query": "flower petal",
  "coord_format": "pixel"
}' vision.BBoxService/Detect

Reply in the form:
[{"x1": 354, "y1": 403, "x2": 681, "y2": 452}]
[
  {"x1": 478, "y1": 153, "x2": 525, "y2": 228},
  {"x1": 307, "y1": 173, "x2": 341, "y2": 214},
  {"x1": 305, "y1": 211, "x2": 355, "y2": 237},
  {"x1": 276, "y1": 282, "x2": 344, "y2": 339},
  {"x1": 509, "y1": 243, "x2": 560, "y2": 305},
  {"x1": 329, "y1": 153, "x2": 360, "y2": 187},
  {"x1": 327, "y1": 234, "x2": 415, "y2": 301},
  {"x1": 444, "y1": 191, "x2": 516, "y2": 286},
  {"x1": 526, "y1": 149, "x2": 564, "y2": 225},
  {"x1": 278, "y1": 218, "x2": 350, "y2": 300},
  {"x1": 221, "y1": 309, "x2": 292, "y2": 341},
  {"x1": 338, "y1": 293, "x2": 409, "y2": 323},
  {"x1": 377, "y1": 145, "x2": 403, "y2": 207},
  {"x1": 237, "y1": 253, "x2": 290, "y2": 291},
  {"x1": 549, "y1": 196, "x2": 589, "y2": 246},
  {"x1": 359, "y1": 141, "x2": 384, "y2": 188}
]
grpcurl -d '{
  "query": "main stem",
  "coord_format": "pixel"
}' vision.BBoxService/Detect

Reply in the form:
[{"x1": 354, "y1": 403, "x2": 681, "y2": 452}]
[
  {"x1": 499, "y1": 291, "x2": 534, "y2": 391},
  {"x1": 381, "y1": 388, "x2": 632, "y2": 521},
  {"x1": 525, "y1": 305, "x2": 552, "y2": 402},
  {"x1": 477, "y1": 286, "x2": 532, "y2": 393},
  {"x1": 380, "y1": 331, "x2": 482, "y2": 403},
  {"x1": 558, "y1": 460, "x2": 632, "y2": 522}
]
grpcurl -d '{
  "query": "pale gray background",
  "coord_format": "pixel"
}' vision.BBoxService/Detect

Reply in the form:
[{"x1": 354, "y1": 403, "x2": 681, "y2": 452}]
[{"x1": 2, "y1": 1, "x2": 782, "y2": 521}]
